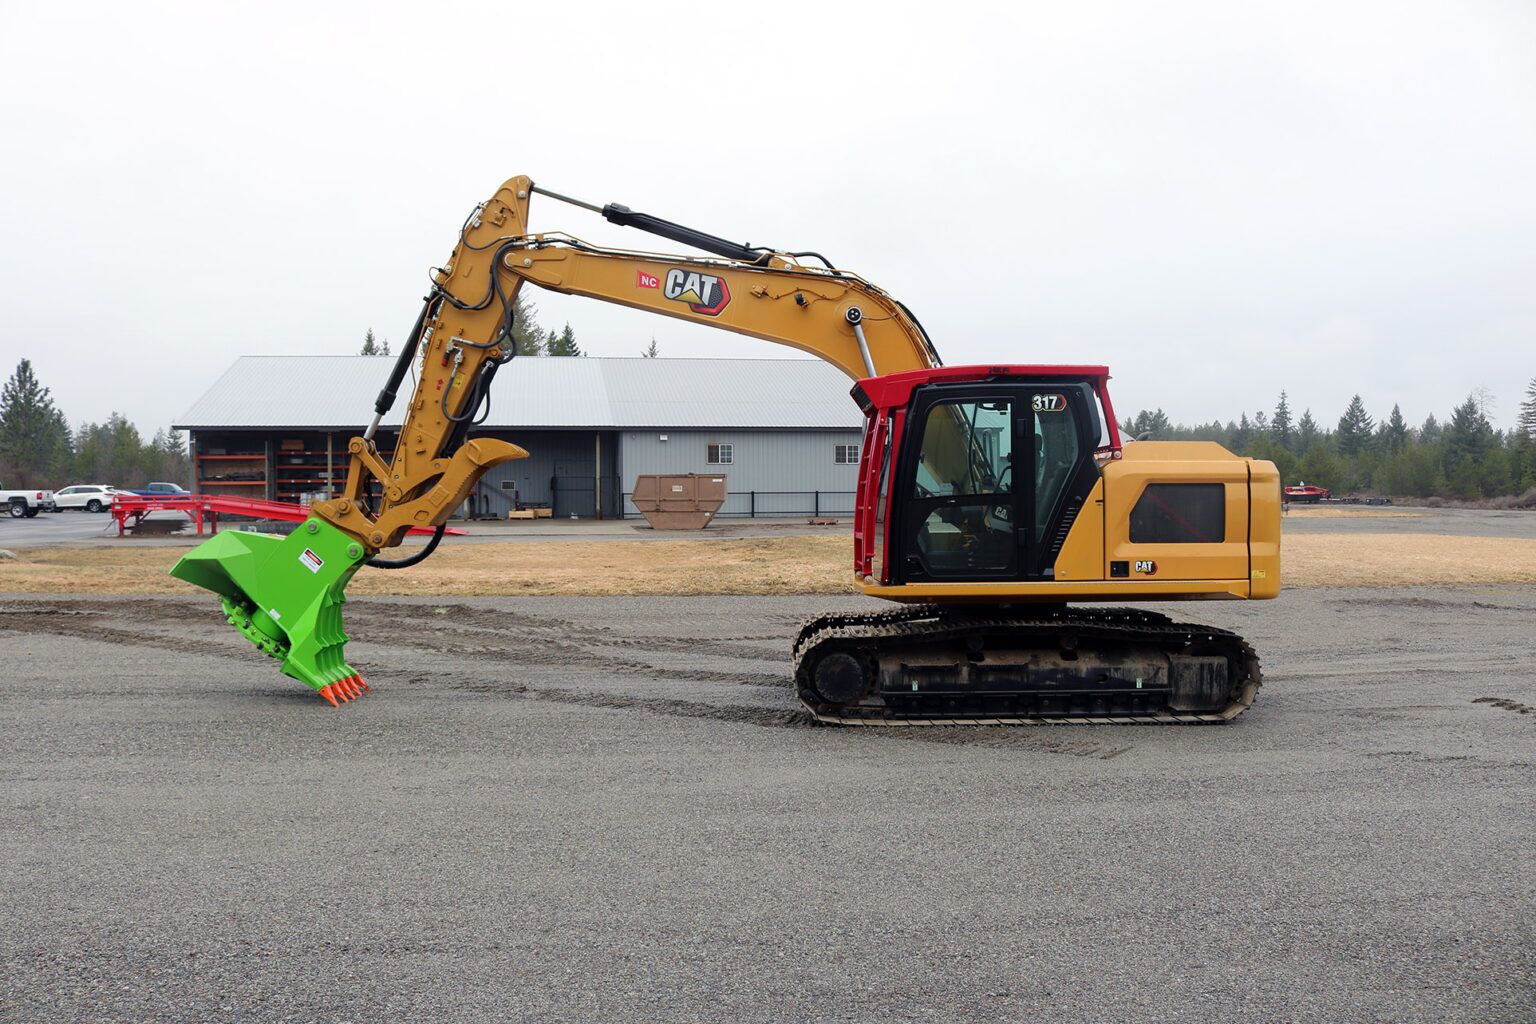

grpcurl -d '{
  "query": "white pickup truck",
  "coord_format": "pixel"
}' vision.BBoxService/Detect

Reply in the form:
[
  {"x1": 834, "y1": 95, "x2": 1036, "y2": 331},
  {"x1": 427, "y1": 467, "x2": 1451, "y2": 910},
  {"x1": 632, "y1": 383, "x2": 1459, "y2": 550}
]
[{"x1": 1, "y1": 482, "x2": 57, "y2": 518}]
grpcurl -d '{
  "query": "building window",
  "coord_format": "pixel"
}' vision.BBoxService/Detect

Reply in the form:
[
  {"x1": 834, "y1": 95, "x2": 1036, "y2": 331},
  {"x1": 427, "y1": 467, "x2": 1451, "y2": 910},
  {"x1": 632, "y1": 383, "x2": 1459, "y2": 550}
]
[
  {"x1": 708, "y1": 443, "x2": 733, "y2": 465},
  {"x1": 834, "y1": 443, "x2": 860, "y2": 465}
]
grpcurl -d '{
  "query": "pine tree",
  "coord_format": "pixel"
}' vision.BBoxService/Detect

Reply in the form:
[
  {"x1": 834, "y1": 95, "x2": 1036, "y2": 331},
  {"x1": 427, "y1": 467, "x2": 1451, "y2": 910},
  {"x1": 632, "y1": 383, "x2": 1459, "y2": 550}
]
[
  {"x1": 1419, "y1": 413, "x2": 1442, "y2": 443},
  {"x1": 511, "y1": 295, "x2": 545, "y2": 355},
  {"x1": 1379, "y1": 404, "x2": 1410, "y2": 453},
  {"x1": 642, "y1": 337, "x2": 660, "y2": 358},
  {"x1": 149, "y1": 428, "x2": 191, "y2": 485},
  {"x1": 546, "y1": 322, "x2": 582, "y2": 357},
  {"x1": 382, "y1": 338, "x2": 391, "y2": 357},
  {"x1": 1254, "y1": 410, "x2": 1269, "y2": 436},
  {"x1": 1271, "y1": 391, "x2": 1294, "y2": 452},
  {"x1": 1444, "y1": 394, "x2": 1495, "y2": 497},
  {"x1": 360, "y1": 328, "x2": 380, "y2": 355},
  {"x1": 1336, "y1": 394, "x2": 1374, "y2": 456},
  {"x1": 1232, "y1": 413, "x2": 1254, "y2": 451},
  {"x1": 1445, "y1": 395, "x2": 1493, "y2": 461},
  {"x1": 1297, "y1": 443, "x2": 1344, "y2": 491},
  {"x1": 1296, "y1": 409, "x2": 1321, "y2": 451},
  {"x1": 0, "y1": 358, "x2": 72, "y2": 485},
  {"x1": 1519, "y1": 376, "x2": 1536, "y2": 439},
  {"x1": 1124, "y1": 409, "x2": 1171, "y2": 439}
]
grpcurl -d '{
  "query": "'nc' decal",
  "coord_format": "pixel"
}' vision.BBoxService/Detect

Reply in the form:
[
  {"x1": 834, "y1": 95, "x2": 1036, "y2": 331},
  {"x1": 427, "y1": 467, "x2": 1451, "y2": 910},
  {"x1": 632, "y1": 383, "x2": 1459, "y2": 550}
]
[{"x1": 663, "y1": 268, "x2": 731, "y2": 316}]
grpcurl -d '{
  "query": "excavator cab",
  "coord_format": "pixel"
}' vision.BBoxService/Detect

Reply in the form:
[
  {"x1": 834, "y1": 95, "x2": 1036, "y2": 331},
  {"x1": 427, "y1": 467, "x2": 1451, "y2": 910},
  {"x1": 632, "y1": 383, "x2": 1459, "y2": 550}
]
[{"x1": 893, "y1": 377, "x2": 1104, "y2": 584}]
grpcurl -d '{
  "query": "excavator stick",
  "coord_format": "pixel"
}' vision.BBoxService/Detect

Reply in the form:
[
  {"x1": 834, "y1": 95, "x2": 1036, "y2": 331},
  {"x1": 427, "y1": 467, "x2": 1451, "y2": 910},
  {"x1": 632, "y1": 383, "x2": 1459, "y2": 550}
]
[{"x1": 170, "y1": 518, "x2": 371, "y2": 706}]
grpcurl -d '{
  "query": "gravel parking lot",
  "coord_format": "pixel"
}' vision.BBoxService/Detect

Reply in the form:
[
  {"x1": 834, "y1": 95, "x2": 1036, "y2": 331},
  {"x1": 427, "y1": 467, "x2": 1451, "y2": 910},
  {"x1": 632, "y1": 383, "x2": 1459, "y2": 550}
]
[{"x1": 2, "y1": 577, "x2": 1533, "y2": 1022}]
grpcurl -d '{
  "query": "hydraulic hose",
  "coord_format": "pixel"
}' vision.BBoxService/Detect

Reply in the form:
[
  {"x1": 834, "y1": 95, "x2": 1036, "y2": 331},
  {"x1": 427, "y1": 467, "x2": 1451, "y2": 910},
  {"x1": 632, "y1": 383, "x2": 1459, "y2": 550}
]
[{"x1": 366, "y1": 521, "x2": 446, "y2": 569}]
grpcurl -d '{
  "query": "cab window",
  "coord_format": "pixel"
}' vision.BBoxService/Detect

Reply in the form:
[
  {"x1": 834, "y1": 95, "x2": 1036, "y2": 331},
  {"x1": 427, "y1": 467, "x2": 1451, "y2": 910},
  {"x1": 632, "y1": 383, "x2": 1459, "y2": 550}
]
[{"x1": 1031, "y1": 402, "x2": 1080, "y2": 544}]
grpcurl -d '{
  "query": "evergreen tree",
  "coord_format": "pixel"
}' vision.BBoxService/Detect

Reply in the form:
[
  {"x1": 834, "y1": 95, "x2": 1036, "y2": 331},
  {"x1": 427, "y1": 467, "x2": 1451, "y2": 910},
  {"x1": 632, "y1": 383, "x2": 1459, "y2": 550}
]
[
  {"x1": 148, "y1": 428, "x2": 191, "y2": 485},
  {"x1": 1519, "y1": 376, "x2": 1536, "y2": 439},
  {"x1": 0, "y1": 358, "x2": 72, "y2": 485},
  {"x1": 511, "y1": 294, "x2": 545, "y2": 355},
  {"x1": 1336, "y1": 394, "x2": 1374, "y2": 456},
  {"x1": 1296, "y1": 409, "x2": 1321, "y2": 451},
  {"x1": 1445, "y1": 396, "x2": 1492, "y2": 459},
  {"x1": 1379, "y1": 404, "x2": 1410, "y2": 454},
  {"x1": 360, "y1": 328, "x2": 381, "y2": 355},
  {"x1": 72, "y1": 413, "x2": 148, "y2": 487},
  {"x1": 1253, "y1": 410, "x2": 1269, "y2": 436},
  {"x1": 382, "y1": 338, "x2": 391, "y2": 357},
  {"x1": 1123, "y1": 409, "x2": 1171, "y2": 439},
  {"x1": 546, "y1": 322, "x2": 582, "y2": 357},
  {"x1": 1232, "y1": 413, "x2": 1254, "y2": 451},
  {"x1": 1297, "y1": 443, "x2": 1343, "y2": 490},
  {"x1": 642, "y1": 336, "x2": 660, "y2": 358},
  {"x1": 1443, "y1": 395, "x2": 1495, "y2": 497},
  {"x1": 1271, "y1": 391, "x2": 1294, "y2": 452},
  {"x1": 1419, "y1": 413, "x2": 1442, "y2": 444}
]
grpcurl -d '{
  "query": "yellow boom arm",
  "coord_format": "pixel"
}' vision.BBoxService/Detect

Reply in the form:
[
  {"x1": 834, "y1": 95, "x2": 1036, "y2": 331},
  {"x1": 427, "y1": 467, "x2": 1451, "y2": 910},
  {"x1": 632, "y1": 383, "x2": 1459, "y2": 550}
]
[{"x1": 313, "y1": 175, "x2": 939, "y2": 554}]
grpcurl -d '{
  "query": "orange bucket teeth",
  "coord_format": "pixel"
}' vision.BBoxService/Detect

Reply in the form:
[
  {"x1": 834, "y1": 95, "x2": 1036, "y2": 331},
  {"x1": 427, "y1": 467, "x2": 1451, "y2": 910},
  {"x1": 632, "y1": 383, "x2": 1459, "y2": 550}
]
[{"x1": 315, "y1": 676, "x2": 371, "y2": 707}]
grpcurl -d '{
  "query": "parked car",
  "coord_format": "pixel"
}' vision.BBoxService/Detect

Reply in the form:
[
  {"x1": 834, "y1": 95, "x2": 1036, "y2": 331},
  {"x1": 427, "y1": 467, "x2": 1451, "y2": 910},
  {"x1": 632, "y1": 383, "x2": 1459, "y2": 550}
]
[
  {"x1": 0, "y1": 482, "x2": 57, "y2": 518},
  {"x1": 54, "y1": 484, "x2": 124, "y2": 513},
  {"x1": 1282, "y1": 483, "x2": 1331, "y2": 504},
  {"x1": 129, "y1": 482, "x2": 192, "y2": 496}
]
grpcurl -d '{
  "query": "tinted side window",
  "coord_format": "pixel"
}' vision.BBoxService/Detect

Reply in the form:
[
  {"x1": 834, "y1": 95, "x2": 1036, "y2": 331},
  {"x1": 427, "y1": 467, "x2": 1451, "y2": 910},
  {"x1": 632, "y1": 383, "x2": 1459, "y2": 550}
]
[
  {"x1": 1130, "y1": 483, "x2": 1225, "y2": 543},
  {"x1": 912, "y1": 400, "x2": 1012, "y2": 498},
  {"x1": 1031, "y1": 402, "x2": 1080, "y2": 545}
]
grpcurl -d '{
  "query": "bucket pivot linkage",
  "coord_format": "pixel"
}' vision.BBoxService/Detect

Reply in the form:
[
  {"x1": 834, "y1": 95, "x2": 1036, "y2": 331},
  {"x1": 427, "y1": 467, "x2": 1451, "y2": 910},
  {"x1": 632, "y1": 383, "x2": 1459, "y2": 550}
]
[{"x1": 170, "y1": 518, "x2": 371, "y2": 706}]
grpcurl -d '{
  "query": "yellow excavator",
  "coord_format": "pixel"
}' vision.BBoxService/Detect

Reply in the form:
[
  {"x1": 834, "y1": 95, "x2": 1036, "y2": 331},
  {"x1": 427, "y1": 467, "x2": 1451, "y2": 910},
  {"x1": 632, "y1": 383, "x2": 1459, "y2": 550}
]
[{"x1": 172, "y1": 175, "x2": 1281, "y2": 724}]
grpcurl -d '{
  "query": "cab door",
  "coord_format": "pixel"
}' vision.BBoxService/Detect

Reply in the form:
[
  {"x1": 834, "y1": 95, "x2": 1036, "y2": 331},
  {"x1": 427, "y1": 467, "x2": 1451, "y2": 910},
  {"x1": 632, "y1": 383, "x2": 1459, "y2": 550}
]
[{"x1": 897, "y1": 390, "x2": 1020, "y2": 581}]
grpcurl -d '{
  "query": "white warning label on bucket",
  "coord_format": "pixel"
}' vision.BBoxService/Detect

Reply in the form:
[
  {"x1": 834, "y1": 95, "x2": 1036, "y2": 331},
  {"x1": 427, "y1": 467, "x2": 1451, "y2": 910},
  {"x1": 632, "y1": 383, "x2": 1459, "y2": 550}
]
[{"x1": 299, "y1": 548, "x2": 325, "y2": 574}]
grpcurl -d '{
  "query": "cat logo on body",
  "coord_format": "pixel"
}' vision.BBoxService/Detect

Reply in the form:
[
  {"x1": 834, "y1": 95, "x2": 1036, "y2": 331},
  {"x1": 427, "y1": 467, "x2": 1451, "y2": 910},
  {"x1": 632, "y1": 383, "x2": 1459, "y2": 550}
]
[
  {"x1": 1135, "y1": 559, "x2": 1157, "y2": 575},
  {"x1": 661, "y1": 268, "x2": 731, "y2": 316}
]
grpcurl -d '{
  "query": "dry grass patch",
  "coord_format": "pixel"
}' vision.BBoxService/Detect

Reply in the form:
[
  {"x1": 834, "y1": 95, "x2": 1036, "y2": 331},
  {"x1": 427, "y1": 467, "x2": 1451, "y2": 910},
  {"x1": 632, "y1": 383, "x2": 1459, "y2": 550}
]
[
  {"x1": 0, "y1": 537, "x2": 858, "y2": 597},
  {"x1": 1, "y1": 532, "x2": 1533, "y2": 595},
  {"x1": 1286, "y1": 508, "x2": 1423, "y2": 519},
  {"x1": 1282, "y1": 533, "x2": 1536, "y2": 588}
]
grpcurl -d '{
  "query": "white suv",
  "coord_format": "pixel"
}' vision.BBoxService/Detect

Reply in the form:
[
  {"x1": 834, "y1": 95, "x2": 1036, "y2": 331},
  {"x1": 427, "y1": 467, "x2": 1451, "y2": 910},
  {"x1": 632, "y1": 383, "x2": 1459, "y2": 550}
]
[{"x1": 54, "y1": 484, "x2": 121, "y2": 513}]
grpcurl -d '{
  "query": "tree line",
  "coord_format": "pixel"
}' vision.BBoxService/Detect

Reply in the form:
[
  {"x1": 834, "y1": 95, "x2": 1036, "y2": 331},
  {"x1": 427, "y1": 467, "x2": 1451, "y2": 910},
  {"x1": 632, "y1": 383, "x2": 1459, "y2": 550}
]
[
  {"x1": 361, "y1": 300, "x2": 662, "y2": 358},
  {"x1": 1122, "y1": 381, "x2": 1536, "y2": 502},
  {"x1": 0, "y1": 359, "x2": 190, "y2": 489}
]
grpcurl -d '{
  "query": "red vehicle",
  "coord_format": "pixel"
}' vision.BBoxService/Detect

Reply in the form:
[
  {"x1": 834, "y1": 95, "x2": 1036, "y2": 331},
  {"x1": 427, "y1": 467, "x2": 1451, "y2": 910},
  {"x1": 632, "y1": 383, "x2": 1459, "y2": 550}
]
[{"x1": 1283, "y1": 483, "x2": 1331, "y2": 504}]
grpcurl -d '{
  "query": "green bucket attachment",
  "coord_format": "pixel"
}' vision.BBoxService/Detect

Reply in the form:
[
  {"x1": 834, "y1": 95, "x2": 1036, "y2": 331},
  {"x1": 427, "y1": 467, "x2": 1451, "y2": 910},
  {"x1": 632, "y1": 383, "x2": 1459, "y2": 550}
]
[{"x1": 170, "y1": 519, "x2": 371, "y2": 706}]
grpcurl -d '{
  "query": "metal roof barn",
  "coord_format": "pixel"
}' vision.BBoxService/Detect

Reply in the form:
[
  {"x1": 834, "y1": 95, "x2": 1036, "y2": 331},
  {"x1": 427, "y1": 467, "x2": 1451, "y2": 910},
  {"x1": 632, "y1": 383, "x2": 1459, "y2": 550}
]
[
  {"x1": 175, "y1": 356, "x2": 867, "y2": 521},
  {"x1": 175, "y1": 356, "x2": 864, "y2": 431}
]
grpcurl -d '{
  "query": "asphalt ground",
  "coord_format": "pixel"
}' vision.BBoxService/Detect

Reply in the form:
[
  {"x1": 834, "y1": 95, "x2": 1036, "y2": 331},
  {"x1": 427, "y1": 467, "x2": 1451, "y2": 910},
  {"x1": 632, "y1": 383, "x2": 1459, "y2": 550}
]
[{"x1": 2, "y1": 580, "x2": 1533, "y2": 1022}]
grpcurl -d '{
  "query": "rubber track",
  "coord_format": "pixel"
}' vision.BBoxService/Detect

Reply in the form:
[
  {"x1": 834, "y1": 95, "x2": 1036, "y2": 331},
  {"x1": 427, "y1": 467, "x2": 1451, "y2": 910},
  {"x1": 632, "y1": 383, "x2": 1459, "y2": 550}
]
[{"x1": 792, "y1": 606, "x2": 1261, "y2": 726}]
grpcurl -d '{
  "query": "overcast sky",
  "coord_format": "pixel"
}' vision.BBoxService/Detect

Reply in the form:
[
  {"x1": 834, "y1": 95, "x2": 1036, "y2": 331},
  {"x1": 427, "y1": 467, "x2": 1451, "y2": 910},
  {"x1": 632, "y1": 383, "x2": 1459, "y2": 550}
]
[{"x1": 1, "y1": 1, "x2": 1532, "y2": 435}]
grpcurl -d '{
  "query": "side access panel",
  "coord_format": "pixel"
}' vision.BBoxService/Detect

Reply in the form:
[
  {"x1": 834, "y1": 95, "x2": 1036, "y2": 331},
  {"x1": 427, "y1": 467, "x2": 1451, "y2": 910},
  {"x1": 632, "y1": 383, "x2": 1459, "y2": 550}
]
[{"x1": 1102, "y1": 443, "x2": 1250, "y2": 589}]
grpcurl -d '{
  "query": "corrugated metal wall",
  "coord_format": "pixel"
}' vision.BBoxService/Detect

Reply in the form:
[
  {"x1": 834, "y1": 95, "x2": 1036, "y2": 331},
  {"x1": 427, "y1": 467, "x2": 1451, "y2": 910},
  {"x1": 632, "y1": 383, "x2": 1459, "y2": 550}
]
[
  {"x1": 190, "y1": 425, "x2": 862, "y2": 520},
  {"x1": 470, "y1": 430, "x2": 620, "y2": 518},
  {"x1": 618, "y1": 428, "x2": 863, "y2": 517}
]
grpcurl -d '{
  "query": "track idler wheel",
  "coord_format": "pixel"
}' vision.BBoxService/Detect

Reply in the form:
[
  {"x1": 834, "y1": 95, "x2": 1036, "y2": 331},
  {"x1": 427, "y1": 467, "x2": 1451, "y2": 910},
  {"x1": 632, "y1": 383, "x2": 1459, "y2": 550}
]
[{"x1": 810, "y1": 650, "x2": 875, "y2": 706}]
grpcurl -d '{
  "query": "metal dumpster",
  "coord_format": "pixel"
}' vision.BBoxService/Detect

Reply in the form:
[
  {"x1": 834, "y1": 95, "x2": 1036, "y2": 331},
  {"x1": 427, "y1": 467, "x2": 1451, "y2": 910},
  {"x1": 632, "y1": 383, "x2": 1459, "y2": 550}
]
[{"x1": 630, "y1": 474, "x2": 727, "y2": 530}]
